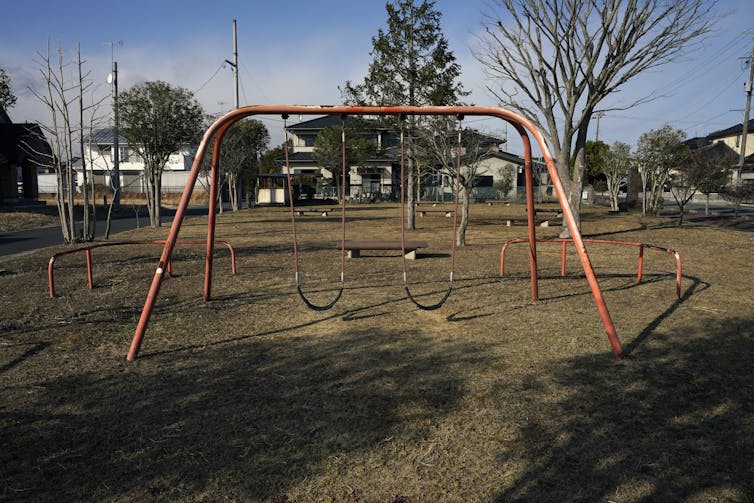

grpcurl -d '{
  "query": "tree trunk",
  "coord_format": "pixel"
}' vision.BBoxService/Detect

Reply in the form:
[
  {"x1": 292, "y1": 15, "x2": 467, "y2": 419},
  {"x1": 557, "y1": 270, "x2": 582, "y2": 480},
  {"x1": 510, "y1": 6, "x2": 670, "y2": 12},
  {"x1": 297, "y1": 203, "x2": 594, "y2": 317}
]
[
  {"x1": 407, "y1": 156, "x2": 416, "y2": 230},
  {"x1": 66, "y1": 164, "x2": 76, "y2": 241},
  {"x1": 456, "y1": 184, "x2": 470, "y2": 246}
]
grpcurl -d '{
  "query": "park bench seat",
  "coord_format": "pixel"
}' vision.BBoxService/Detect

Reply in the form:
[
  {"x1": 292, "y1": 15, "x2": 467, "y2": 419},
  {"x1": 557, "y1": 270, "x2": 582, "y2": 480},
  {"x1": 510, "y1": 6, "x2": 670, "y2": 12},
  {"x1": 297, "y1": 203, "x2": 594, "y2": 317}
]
[
  {"x1": 499, "y1": 215, "x2": 560, "y2": 227},
  {"x1": 486, "y1": 199, "x2": 512, "y2": 206},
  {"x1": 293, "y1": 207, "x2": 334, "y2": 217},
  {"x1": 337, "y1": 239, "x2": 429, "y2": 259},
  {"x1": 417, "y1": 208, "x2": 454, "y2": 218}
]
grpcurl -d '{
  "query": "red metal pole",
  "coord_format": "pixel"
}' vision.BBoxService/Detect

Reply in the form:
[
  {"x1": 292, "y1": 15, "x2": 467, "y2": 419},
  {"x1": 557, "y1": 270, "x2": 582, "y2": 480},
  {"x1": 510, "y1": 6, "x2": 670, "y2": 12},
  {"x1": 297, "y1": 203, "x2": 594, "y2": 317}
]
[
  {"x1": 127, "y1": 133, "x2": 213, "y2": 361},
  {"x1": 48, "y1": 257, "x2": 56, "y2": 298},
  {"x1": 520, "y1": 130, "x2": 539, "y2": 301},
  {"x1": 637, "y1": 244, "x2": 644, "y2": 283},
  {"x1": 85, "y1": 249, "x2": 93, "y2": 290},
  {"x1": 538, "y1": 155, "x2": 623, "y2": 357},
  {"x1": 204, "y1": 123, "x2": 233, "y2": 302}
]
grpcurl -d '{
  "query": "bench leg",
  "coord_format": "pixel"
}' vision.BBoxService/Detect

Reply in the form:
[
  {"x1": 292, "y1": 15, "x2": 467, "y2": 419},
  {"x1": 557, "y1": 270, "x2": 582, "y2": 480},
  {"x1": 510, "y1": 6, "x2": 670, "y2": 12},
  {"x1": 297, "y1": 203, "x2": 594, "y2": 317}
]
[
  {"x1": 347, "y1": 250, "x2": 360, "y2": 258},
  {"x1": 321, "y1": 211, "x2": 328, "y2": 217},
  {"x1": 418, "y1": 212, "x2": 426, "y2": 218},
  {"x1": 404, "y1": 249, "x2": 417, "y2": 260},
  {"x1": 540, "y1": 221, "x2": 549, "y2": 227},
  {"x1": 506, "y1": 220, "x2": 512, "y2": 226}
]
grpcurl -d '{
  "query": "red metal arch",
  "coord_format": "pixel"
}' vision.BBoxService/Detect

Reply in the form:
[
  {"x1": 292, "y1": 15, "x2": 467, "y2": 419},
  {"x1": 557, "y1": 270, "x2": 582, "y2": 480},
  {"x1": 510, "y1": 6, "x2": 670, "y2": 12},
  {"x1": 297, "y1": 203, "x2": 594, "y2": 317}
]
[{"x1": 126, "y1": 105, "x2": 622, "y2": 360}]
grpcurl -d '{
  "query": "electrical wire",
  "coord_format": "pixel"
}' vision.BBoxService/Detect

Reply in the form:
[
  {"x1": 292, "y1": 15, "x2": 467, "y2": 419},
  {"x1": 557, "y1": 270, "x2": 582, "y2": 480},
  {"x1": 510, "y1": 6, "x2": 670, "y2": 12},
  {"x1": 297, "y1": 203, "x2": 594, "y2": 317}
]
[{"x1": 194, "y1": 62, "x2": 226, "y2": 94}]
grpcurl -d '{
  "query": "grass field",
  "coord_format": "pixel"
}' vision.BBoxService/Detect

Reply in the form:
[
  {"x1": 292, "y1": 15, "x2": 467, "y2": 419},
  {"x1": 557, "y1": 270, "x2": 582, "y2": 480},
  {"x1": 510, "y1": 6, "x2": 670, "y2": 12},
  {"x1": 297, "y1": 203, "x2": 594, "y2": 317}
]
[{"x1": 1, "y1": 203, "x2": 753, "y2": 502}]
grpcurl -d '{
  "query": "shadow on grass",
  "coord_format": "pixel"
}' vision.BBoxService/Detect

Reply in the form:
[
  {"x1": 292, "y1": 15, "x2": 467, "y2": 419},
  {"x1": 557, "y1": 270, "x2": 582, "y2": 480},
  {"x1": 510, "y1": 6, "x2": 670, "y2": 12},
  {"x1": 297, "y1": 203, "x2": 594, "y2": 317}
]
[
  {"x1": 0, "y1": 328, "x2": 487, "y2": 501},
  {"x1": 493, "y1": 314, "x2": 754, "y2": 502}
]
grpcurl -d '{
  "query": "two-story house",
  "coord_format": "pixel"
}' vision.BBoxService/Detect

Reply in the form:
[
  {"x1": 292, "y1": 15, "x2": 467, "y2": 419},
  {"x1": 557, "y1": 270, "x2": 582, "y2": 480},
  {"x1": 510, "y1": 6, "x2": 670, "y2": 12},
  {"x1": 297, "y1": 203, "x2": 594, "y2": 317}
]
[
  {"x1": 707, "y1": 118, "x2": 754, "y2": 184},
  {"x1": 279, "y1": 115, "x2": 531, "y2": 203}
]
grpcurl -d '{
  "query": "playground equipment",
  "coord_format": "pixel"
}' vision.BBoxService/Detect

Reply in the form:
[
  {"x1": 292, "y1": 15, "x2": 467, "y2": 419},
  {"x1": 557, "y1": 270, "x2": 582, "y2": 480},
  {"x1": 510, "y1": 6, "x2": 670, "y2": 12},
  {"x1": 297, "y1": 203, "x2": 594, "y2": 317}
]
[
  {"x1": 398, "y1": 115, "x2": 462, "y2": 311},
  {"x1": 48, "y1": 240, "x2": 236, "y2": 298},
  {"x1": 125, "y1": 105, "x2": 624, "y2": 361},
  {"x1": 281, "y1": 114, "x2": 347, "y2": 311},
  {"x1": 500, "y1": 237, "x2": 682, "y2": 299}
]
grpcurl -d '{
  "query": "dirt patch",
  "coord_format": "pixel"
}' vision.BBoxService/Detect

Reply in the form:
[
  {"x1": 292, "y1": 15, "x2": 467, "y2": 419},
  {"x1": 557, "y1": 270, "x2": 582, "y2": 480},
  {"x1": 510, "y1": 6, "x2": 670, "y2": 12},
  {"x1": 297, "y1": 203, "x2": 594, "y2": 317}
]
[{"x1": 1, "y1": 203, "x2": 753, "y2": 501}]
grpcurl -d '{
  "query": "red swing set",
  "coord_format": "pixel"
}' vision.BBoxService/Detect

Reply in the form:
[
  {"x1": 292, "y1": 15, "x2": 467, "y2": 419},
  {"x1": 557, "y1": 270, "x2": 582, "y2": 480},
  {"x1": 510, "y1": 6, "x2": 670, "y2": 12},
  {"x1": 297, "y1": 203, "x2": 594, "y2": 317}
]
[{"x1": 125, "y1": 105, "x2": 624, "y2": 361}]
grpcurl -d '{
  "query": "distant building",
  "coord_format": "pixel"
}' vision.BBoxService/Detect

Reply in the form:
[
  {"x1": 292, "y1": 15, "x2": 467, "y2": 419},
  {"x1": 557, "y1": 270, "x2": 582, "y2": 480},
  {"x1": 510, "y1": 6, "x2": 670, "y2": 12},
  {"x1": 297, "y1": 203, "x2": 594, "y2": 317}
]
[
  {"x1": 80, "y1": 128, "x2": 204, "y2": 194},
  {"x1": 0, "y1": 109, "x2": 51, "y2": 205},
  {"x1": 706, "y1": 118, "x2": 754, "y2": 184}
]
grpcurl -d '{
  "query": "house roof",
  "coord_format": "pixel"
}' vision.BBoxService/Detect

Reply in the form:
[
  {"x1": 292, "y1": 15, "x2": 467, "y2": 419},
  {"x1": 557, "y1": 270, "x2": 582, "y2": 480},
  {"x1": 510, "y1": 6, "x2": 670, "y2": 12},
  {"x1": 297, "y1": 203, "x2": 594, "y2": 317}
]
[
  {"x1": 84, "y1": 128, "x2": 128, "y2": 145},
  {"x1": 708, "y1": 119, "x2": 754, "y2": 140},
  {"x1": 286, "y1": 115, "x2": 345, "y2": 131}
]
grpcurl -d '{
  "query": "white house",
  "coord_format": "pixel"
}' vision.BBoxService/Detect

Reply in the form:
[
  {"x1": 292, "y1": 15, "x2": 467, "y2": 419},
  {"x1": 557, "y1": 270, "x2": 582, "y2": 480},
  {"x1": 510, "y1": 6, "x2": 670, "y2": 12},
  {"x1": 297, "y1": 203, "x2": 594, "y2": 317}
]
[{"x1": 52, "y1": 128, "x2": 208, "y2": 195}]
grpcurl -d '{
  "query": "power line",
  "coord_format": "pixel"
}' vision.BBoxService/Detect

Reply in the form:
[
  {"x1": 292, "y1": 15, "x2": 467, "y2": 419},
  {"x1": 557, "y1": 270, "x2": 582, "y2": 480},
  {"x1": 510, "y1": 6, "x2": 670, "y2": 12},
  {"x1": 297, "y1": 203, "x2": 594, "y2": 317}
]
[{"x1": 194, "y1": 62, "x2": 226, "y2": 94}]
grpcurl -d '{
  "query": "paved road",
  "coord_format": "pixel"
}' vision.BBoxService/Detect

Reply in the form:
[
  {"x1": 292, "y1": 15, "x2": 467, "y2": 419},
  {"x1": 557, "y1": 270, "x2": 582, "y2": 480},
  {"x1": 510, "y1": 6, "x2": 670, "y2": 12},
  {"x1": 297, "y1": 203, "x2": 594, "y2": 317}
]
[{"x1": 0, "y1": 207, "x2": 209, "y2": 258}]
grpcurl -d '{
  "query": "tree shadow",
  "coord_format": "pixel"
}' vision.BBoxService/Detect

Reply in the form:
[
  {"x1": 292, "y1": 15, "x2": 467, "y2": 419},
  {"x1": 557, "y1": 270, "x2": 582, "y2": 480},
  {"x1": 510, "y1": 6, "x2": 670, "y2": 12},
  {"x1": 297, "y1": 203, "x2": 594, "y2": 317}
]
[
  {"x1": 493, "y1": 314, "x2": 754, "y2": 502},
  {"x1": 1, "y1": 328, "x2": 493, "y2": 501}
]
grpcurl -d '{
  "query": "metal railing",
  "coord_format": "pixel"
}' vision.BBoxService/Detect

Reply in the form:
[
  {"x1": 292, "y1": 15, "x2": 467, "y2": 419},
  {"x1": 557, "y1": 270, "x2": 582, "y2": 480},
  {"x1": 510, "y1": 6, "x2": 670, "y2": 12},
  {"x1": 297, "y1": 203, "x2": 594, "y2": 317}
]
[
  {"x1": 48, "y1": 240, "x2": 236, "y2": 298},
  {"x1": 500, "y1": 237, "x2": 682, "y2": 299}
]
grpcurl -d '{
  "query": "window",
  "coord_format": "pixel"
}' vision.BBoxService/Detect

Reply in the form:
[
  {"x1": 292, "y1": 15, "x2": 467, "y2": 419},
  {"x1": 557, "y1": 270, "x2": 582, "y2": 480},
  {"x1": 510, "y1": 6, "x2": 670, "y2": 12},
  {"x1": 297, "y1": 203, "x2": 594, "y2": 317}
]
[
  {"x1": 477, "y1": 175, "x2": 494, "y2": 187},
  {"x1": 110, "y1": 146, "x2": 130, "y2": 163},
  {"x1": 302, "y1": 135, "x2": 316, "y2": 147}
]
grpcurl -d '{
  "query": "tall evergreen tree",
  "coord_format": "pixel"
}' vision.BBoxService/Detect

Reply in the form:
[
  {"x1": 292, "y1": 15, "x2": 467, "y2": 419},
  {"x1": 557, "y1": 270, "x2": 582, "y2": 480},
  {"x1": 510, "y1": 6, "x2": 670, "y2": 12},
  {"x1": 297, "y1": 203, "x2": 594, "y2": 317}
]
[{"x1": 342, "y1": 0, "x2": 467, "y2": 229}]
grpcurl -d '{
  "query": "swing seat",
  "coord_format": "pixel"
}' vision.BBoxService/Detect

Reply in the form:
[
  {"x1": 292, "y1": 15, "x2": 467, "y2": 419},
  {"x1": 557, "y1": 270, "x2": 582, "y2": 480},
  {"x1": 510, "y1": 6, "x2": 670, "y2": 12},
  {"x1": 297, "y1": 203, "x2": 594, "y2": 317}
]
[{"x1": 338, "y1": 240, "x2": 428, "y2": 260}]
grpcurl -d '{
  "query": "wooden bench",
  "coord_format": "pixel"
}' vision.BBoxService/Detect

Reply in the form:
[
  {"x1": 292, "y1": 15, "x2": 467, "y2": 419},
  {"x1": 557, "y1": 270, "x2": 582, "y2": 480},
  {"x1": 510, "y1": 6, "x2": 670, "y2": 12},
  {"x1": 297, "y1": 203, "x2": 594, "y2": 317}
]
[
  {"x1": 293, "y1": 207, "x2": 334, "y2": 217},
  {"x1": 527, "y1": 207, "x2": 563, "y2": 217},
  {"x1": 486, "y1": 199, "x2": 512, "y2": 206},
  {"x1": 500, "y1": 215, "x2": 560, "y2": 227},
  {"x1": 337, "y1": 240, "x2": 429, "y2": 259},
  {"x1": 417, "y1": 208, "x2": 453, "y2": 218}
]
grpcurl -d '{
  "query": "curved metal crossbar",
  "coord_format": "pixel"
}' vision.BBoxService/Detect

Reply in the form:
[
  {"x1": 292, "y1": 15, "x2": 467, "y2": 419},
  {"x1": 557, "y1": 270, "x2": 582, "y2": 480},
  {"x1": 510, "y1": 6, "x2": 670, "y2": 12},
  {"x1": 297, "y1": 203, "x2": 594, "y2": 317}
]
[
  {"x1": 126, "y1": 105, "x2": 624, "y2": 361},
  {"x1": 281, "y1": 114, "x2": 347, "y2": 311},
  {"x1": 398, "y1": 116, "x2": 462, "y2": 311},
  {"x1": 48, "y1": 239, "x2": 236, "y2": 298},
  {"x1": 499, "y1": 237, "x2": 682, "y2": 299}
]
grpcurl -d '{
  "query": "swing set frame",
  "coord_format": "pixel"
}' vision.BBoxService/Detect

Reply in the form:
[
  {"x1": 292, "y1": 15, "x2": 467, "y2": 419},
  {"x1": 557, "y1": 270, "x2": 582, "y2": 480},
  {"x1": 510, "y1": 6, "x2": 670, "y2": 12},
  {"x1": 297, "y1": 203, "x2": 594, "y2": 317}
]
[{"x1": 126, "y1": 105, "x2": 623, "y2": 361}]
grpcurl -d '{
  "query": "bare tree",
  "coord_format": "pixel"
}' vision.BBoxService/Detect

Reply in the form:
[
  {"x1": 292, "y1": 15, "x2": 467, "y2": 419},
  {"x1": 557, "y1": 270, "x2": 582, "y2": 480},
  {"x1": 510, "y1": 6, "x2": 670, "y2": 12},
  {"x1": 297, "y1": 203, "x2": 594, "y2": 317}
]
[
  {"x1": 475, "y1": 0, "x2": 714, "y2": 235},
  {"x1": 30, "y1": 40, "x2": 102, "y2": 243},
  {"x1": 418, "y1": 117, "x2": 488, "y2": 246}
]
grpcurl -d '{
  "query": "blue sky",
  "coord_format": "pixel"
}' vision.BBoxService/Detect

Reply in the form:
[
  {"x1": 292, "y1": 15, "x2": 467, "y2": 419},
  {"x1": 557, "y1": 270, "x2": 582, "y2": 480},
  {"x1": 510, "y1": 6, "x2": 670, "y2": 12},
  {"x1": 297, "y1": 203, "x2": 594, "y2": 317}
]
[{"x1": 2, "y1": 0, "x2": 753, "y2": 155}]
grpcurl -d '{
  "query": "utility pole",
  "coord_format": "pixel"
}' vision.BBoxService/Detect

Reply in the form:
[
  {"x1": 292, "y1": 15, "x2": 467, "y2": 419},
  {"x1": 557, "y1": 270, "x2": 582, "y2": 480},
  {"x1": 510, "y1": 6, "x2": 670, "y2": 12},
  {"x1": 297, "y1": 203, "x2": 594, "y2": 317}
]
[
  {"x1": 106, "y1": 40, "x2": 123, "y2": 209},
  {"x1": 594, "y1": 111, "x2": 605, "y2": 141},
  {"x1": 225, "y1": 19, "x2": 239, "y2": 110},
  {"x1": 737, "y1": 40, "x2": 754, "y2": 185}
]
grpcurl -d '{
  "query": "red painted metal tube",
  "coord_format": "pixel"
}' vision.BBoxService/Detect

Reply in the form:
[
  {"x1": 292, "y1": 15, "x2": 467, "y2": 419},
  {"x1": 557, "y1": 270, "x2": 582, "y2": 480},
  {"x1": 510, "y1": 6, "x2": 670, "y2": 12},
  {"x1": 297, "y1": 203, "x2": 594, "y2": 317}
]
[
  {"x1": 127, "y1": 105, "x2": 622, "y2": 359},
  {"x1": 500, "y1": 237, "x2": 682, "y2": 299},
  {"x1": 520, "y1": 131, "x2": 539, "y2": 301},
  {"x1": 47, "y1": 240, "x2": 236, "y2": 299},
  {"x1": 204, "y1": 121, "x2": 234, "y2": 303},
  {"x1": 86, "y1": 249, "x2": 93, "y2": 290}
]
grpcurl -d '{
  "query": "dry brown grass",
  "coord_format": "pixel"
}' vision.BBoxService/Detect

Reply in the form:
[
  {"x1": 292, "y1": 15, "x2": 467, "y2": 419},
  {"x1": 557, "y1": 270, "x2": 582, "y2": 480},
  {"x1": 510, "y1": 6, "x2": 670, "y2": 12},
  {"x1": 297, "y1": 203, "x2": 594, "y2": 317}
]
[{"x1": 1, "y1": 203, "x2": 753, "y2": 502}]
